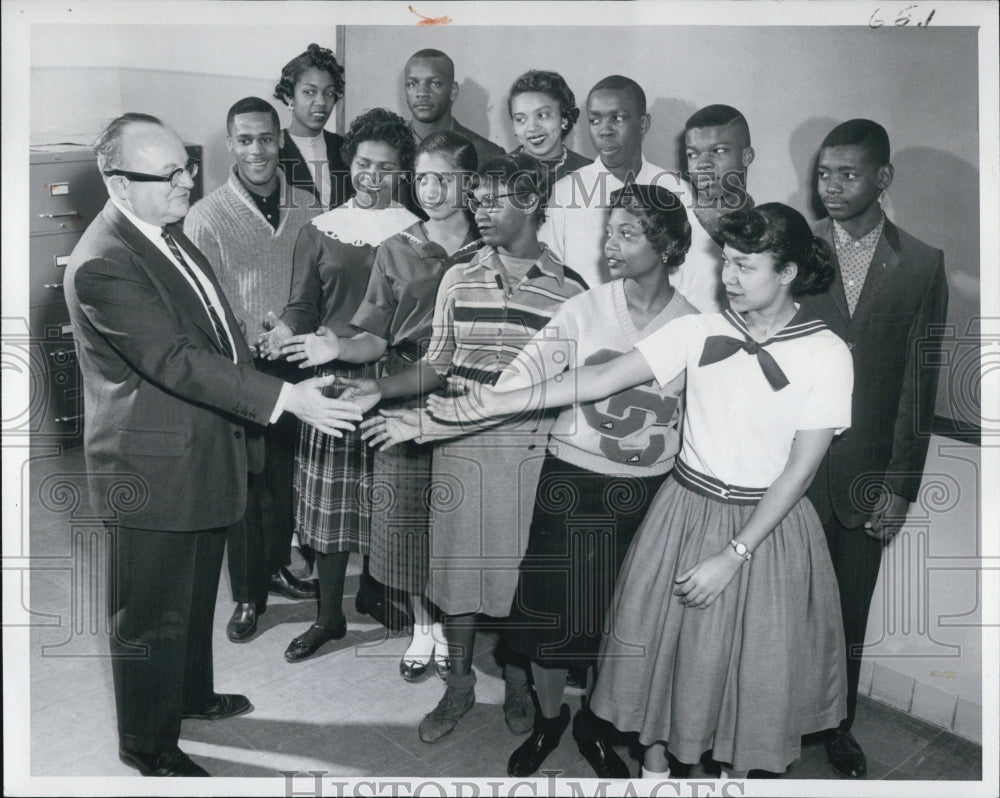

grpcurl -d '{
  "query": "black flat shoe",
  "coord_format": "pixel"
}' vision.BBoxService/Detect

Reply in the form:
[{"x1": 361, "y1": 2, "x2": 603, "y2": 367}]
[
  {"x1": 575, "y1": 737, "x2": 631, "y2": 778},
  {"x1": 507, "y1": 704, "x2": 570, "y2": 777},
  {"x1": 399, "y1": 656, "x2": 431, "y2": 682},
  {"x1": 182, "y1": 693, "x2": 253, "y2": 721},
  {"x1": 284, "y1": 620, "x2": 347, "y2": 662},
  {"x1": 226, "y1": 600, "x2": 265, "y2": 642},
  {"x1": 572, "y1": 705, "x2": 631, "y2": 778},
  {"x1": 270, "y1": 565, "x2": 318, "y2": 600},
  {"x1": 825, "y1": 728, "x2": 867, "y2": 778},
  {"x1": 119, "y1": 746, "x2": 208, "y2": 776}
]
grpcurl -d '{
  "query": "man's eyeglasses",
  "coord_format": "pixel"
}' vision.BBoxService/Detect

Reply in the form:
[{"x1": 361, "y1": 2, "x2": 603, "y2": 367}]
[
  {"x1": 466, "y1": 192, "x2": 525, "y2": 213},
  {"x1": 103, "y1": 160, "x2": 200, "y2": 187}
]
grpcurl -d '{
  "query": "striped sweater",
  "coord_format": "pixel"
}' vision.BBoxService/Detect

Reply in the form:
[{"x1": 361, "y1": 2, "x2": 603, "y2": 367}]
[
  {"x1": 424, "y1": 245, "x2": 589, "y2": 387},
  {"x1": 184, "y1": 167, "x2": 320, "y2": 345}
]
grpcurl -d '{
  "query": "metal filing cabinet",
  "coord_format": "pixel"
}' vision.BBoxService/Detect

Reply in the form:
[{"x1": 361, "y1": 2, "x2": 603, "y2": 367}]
[{"x1": 27, "y1": 144, "x2": 202, "y2": 445}]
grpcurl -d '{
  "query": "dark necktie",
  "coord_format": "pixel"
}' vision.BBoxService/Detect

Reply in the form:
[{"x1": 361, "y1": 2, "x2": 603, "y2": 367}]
[
  {"x1": 161, "y1": 227, "x2": 234, "y2": 360},
  {"x1": 698, "y1": 309, "x2": 827, "y2": 391}
]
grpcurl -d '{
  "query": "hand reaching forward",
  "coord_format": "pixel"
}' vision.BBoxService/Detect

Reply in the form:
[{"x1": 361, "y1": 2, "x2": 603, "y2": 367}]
[
  {"x1": 673, "y1": 551, "x2": 743, "y2": 609},
  {"x1": 337, "y1": 377, "x2": 382, "y2": 414},
  {"x1": 425, "y1": 379, "x2": 507, "y2": 424},
  {"x1": 283, "y1": 375, "x2": 363, "y2": 437},
  {"x1": 282, "y1": 325, "x2": 343, "y2": 369},
  {"x1": 258, "y1": 311, "x2": 294, "y2": 360},
  {"x1": 360, "y1": 408, "x2": 422, "y2": 450}
]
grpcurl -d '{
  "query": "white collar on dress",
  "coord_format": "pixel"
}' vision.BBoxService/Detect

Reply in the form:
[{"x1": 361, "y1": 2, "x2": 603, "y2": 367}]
[{"x1": 310, "y1": 200, "x2": 419, "y2": 247}]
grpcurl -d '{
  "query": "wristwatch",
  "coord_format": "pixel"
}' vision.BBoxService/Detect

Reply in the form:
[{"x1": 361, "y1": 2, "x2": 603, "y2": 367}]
[{"x1": 729, "y1": 539, "x2": 752, "y2": 562}]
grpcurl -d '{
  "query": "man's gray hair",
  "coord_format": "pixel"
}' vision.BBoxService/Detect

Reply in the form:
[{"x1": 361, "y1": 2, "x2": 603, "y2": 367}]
[{"x1": 93, "y1": 112, "x2": 164, "y2": 172}]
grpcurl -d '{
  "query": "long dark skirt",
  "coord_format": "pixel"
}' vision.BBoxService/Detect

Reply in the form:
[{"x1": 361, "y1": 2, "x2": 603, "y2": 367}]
[{"x1": 504, "y1": 452, "x2": 667, "y2": 668}]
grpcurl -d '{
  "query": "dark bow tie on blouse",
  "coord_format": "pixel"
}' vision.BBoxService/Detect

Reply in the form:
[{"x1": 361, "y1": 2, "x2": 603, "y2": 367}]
[{"x1": 698, "y1": 308, "x2": 828, "y2": 391}]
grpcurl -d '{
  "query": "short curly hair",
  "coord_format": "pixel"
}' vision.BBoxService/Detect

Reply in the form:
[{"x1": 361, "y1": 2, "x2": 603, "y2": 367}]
[
  {"x1": 274, "y1": 43, "x2": 345, "y2": 106},
  {"x1": 476, "y1": 152, "x2": 550, "y2": 227},
  {"x1": 717, "y1": 203, "x2": 835, "y2": 297},
  {"x1": 609, "y1": 184, "x2": 691, "y2": 268},
  {"x1": 340, "y1": 108, "x2": 416, "y2": 174},
  {"x1": 506, "y1": 70, "x2": 581, "y2": 139}
]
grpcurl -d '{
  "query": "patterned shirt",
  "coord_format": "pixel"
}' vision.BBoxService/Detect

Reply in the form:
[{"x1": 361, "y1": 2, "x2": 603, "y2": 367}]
[
  {"x1": 423, "y1": 244, "x2": 588, "y2": 387},
  {"x1": 833, "y1": 213, "x2": 885, "y2": 315}
]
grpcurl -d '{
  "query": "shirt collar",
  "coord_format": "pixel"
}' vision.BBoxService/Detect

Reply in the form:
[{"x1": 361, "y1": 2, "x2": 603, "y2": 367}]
[
  {"x1": 109, "y1": 195, "x2": 171, "y2": 243},
  {"x1": 832, "y1": 212, "x2": 885, "y2": 251},
  {"x1": 398, "y1": 222, "x2": 481, "y2": 260},
  {"x1": 409, "y1": 118, "x2": 455, "y2": 144},
  {"x1": 464, "y1": 243, "x2": 565, "y2": 284},
  {"x1": 230, "y1": 166, "x2": 281, "y2": 214},
  {"x1": 593, "y1": 155, "x2": 653, "y2": 182}
]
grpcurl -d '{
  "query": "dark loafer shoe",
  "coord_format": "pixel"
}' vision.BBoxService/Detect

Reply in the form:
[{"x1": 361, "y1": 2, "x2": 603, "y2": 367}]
[
  {"x1": 269, "y1": 565, "x2": 318, "y2": 600},
  {"x1": 572, "y1": 706, "x2": 632, "y2": 778},
  {"x1": 507, "y1": 704, "x2": 570, "y2": 777},
  {"x1": 182, "y1": 693, "x2": 253, "y2": 721},
  {"x1": 226, "y1": 601, "x2": 265, "y2": 642},
  {"x1": 825, "y1": 728, "x2": 867, "y2": 778},
  {"x1": 119, "y1": 746, "x2": 208, "y2": 776},
  {"x1": 576, "y1": 737, "x2": 631, "y2": 779},
  {"x1": 284, "y1": 619, "x2": 347, "y2": 662}
]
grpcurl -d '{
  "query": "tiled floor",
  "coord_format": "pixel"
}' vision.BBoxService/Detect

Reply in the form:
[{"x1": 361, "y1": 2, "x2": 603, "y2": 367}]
[{"x1": 19, "y1": 445, "x2": 984, "y2": 783}]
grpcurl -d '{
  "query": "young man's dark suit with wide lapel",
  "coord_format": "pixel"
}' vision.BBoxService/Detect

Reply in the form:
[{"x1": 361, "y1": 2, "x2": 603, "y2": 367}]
[
  {"x1": 799, "y1": 215, "x2": 948, "y2": 732},
  {"x1": 65, "y1": 200, "x2": 282, "y2": 754}
]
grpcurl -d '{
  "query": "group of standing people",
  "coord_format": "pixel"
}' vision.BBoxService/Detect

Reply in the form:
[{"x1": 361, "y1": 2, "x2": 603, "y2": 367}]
[{"x1": 63, "y1": 40, "x2": 948, "y2": 781}]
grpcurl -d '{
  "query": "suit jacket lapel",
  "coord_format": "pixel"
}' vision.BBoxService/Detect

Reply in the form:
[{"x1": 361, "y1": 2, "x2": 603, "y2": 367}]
[
  {"x1": 104, "y1": 203, "x2": 233, "y2": 356},
  {"x1": 816, "y1": 218, "x2": 851, "y2": 326},
  {"x1": 850, "y1": 218, "x2": 903, "y2": 328},
  {"x1": 168, "y1": 224, "x2": 253, "y2": 362}
]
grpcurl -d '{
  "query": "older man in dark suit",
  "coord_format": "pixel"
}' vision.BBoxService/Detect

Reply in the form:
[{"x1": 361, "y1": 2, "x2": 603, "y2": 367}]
[
  {"x1": 800, "y1": 119, "x2": 948, "y2": 779},
  {"x1": 64, "y1": 113, "x2": 369, "y2": 777}
]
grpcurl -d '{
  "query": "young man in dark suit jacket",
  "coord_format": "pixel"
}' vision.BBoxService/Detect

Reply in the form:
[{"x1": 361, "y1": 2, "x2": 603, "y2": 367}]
[
  {"x1": 800, "y1": 119, "x2": 948, "y2": 779},
  {"x1": 65, "y1": 114, "x2": 369, "y2": 776}
]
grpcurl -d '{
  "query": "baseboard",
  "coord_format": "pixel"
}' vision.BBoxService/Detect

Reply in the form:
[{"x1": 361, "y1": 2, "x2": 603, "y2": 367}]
[{"x1": 859, "y1": 659, "x2": 982, "y2": 743}]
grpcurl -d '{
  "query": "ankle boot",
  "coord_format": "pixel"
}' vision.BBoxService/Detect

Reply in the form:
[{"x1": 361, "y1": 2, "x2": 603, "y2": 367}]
[{"x1": 507, "y1": 703, "x2": 570, "y2": 777}]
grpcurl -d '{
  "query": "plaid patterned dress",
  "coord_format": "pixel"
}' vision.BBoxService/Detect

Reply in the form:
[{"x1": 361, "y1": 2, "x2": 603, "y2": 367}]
[{"x1": 283, "y1": 203, "x2": 418, "y2": 553}]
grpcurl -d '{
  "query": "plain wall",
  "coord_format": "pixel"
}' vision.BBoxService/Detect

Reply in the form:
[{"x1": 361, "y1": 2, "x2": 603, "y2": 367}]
[
  {"x1": 863, "y1": 436, "x2": 982, "y2": 736},
  {"x1": 26, "y1": 20, "x2": 985, "y2": 735},
  {"x1": 31, "y1": 24, "x2": 343, "y2": 191}
]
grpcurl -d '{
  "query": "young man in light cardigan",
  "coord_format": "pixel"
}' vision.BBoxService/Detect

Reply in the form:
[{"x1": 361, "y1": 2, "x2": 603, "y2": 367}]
[{"x1": 185, "y1": 97, "x2": 321, "y2": 642}]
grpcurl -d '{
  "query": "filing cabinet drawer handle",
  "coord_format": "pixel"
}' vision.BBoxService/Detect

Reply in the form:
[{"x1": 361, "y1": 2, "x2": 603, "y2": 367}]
[
  {"x1": 54, "y1": 414, "x2": 83, "y2": 424},
  {"x1": 38, "y1": 211, "x2": 80, "y2": 219},
  {"x1": 43, "y1": 283, "x2": 64, "y2": 290}
]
